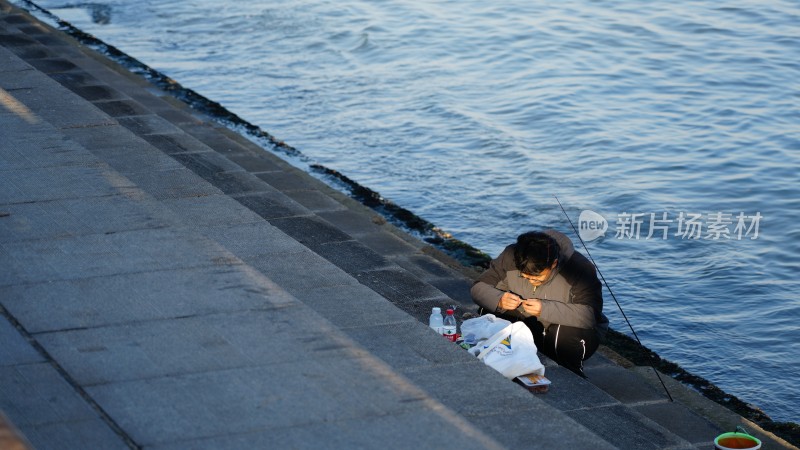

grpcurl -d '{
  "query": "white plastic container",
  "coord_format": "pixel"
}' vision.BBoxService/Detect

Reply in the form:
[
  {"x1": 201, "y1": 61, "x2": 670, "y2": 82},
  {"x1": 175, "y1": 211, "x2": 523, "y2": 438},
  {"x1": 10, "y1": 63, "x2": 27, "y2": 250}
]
[{"x1": 429, "y1": 307, "x2": 444, "y2": 335}]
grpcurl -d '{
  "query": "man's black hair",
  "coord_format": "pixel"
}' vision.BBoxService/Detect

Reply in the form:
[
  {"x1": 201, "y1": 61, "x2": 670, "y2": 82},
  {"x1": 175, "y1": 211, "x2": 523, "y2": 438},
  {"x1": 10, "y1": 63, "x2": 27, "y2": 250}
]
[{"x1": 514, "y1": 231, "x2": 560, "y2": 275}]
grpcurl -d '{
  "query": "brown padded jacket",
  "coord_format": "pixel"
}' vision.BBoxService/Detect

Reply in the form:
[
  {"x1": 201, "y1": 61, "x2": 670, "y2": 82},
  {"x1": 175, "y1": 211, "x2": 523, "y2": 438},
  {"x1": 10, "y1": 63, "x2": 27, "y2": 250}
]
[{"x1": 471, "y1": 230, "x2": 609, "y2": 337}]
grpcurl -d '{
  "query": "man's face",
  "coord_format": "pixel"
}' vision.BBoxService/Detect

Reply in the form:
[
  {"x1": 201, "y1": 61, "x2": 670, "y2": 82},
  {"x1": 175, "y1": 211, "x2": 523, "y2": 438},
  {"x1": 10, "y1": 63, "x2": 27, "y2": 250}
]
[{"x1": 519, "y1": 260, "x2": 558, "y2": 286}]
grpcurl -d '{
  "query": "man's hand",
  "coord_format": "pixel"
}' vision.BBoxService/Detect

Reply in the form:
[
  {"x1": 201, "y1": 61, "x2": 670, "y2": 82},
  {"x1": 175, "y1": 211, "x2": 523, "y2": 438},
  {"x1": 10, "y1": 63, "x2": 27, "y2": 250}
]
[
  {"x1": 498, "y1": 292, "x2": 523, "y2": 311},
  {"x1": 520, "y1": 299, "x2": 542, "y2": 317}
]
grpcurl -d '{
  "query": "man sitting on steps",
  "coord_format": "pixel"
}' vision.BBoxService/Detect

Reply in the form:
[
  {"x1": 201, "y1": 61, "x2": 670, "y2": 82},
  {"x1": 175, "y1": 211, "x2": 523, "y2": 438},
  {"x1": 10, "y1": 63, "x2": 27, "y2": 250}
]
[{"x1": 471, "y1": 230, "x2": 609, "y2": 378}]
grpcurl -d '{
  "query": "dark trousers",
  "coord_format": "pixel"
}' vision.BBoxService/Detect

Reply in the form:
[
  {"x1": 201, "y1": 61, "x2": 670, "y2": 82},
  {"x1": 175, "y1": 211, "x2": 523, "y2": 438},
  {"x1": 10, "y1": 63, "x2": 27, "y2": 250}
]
[{"x1": 521, "y1": 317, "x2": 599, "y2": 377}]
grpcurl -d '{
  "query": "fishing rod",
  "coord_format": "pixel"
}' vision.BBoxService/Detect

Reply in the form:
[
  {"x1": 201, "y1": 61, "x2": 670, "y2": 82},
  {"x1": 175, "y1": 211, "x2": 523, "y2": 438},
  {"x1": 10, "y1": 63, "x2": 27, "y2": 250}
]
[{"x1": 554, "y1": 195, "x2": 673, "y2": 402}]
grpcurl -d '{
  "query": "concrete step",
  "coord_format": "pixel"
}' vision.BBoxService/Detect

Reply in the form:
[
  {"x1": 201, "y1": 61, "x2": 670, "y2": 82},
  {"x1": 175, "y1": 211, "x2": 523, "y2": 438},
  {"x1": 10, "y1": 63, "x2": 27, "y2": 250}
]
[
  {"x1": 544, "y1": 354, "x2": 720, "y2": 449},
  {"x1": 2, "y1": 43, "x2": 514, "y2": 450}
]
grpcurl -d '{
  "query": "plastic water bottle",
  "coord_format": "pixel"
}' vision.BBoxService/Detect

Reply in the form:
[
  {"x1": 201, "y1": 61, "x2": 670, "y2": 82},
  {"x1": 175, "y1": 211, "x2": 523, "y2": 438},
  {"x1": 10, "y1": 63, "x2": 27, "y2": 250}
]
[
  {"x1": 429, "y1": 307, "x2": 443, "y2": 335},
  {"x1": 443, "y1": 308, "x2": 457, "y2": 342}
]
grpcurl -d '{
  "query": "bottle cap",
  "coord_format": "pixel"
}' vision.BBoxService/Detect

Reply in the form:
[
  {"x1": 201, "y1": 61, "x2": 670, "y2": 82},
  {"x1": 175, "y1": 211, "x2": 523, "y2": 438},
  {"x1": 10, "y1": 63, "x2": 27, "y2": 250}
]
[
  {"x1": 432, "y1": 307, "x2": 441, "y2": 313},
  {"x1": 446, "y1": 308, "x2": 454, "y2": 315}
]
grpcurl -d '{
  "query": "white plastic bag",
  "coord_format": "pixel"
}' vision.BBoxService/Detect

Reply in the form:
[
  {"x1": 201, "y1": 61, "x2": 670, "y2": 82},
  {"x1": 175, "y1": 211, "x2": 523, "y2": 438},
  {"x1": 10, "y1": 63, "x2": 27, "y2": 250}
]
[
  {"x1": 460, "y1": 314, "x2": 511, "y2": 342},
  {"x1": 469, "y1": 322, "x2": 544, "y2": 379}
]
